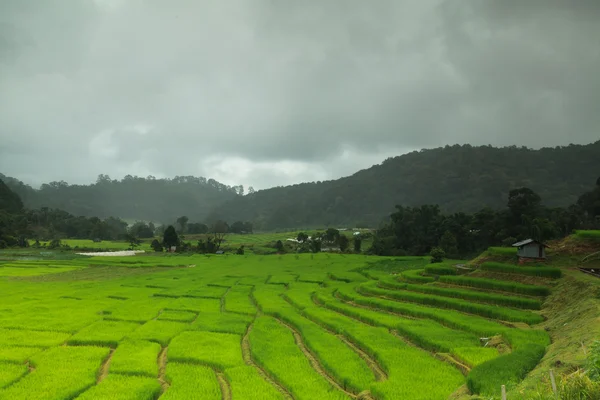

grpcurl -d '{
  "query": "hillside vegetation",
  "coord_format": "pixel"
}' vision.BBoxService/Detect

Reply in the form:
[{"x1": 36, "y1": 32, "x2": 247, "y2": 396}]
[
  {"x1": 3, "y1": 141, "x2": 600, "y2": 228},
  {"x1": 208, "y1": 141, "x2": 600, "y2": 229}
]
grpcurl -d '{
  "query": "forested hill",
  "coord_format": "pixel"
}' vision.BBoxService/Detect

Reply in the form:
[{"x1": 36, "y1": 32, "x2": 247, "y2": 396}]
[
  {"x1": 207, "y1": 141, "x2": 600, "y2": 230},
  {"x1": 0, "y1": 174, "x2": 239, "y2": 223}
]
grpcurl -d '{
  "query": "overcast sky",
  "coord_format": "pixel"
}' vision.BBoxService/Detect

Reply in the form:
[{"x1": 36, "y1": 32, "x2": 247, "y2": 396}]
[{"x1": 1, "y1": 0, "x2": 599, "y2": 190}]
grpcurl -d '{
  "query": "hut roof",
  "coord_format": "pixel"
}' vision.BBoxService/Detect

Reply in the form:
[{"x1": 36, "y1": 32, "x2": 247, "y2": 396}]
[{"x1": 512, "y1": 239, "x2": 548, "y2": 247}]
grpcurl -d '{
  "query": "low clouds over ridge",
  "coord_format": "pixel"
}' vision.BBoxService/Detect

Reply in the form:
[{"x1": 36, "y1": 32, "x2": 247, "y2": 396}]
[{"x1": 1, "y1": 0, "x2": 598, "y2": 188}]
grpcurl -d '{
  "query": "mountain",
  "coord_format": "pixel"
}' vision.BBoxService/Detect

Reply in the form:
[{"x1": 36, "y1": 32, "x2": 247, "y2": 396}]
[
  {"x1": 3, "y1": 141, "x2": 599, "y2": 229},
  {"x1": 206, "y1": 141, "x2": 600, "y2": 230},
  {"x1": 0, "y1": 174, "x2": 239, "y2": 224}
]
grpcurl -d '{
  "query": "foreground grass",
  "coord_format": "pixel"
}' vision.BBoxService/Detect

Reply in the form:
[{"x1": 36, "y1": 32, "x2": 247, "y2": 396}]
[{"x1": 0, "y1": 251, "x2": 587, "y2": 399}]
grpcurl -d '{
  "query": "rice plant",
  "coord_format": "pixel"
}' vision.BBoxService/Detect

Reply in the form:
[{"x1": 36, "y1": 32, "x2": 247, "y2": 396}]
[
  {"x1": 169, "y1": 331, "x2": 244, "y2": 369},
  {"x1": 0, "y1": 346, "x2": 109, "y2": 400},
  {"x1": 438, "y1": 275, "x2": 551, "y2": 296},
  {"x1": 389, "y1": 282, "x2": 543, "y2": 309},
  {"x1": 109, "y1": 340, "x2": 161, "y2": 377},
  {"x1": 161, "y1": 363, "x2": 221, "y2": 400},
  {"x1": 358, "y1": 282, "x2": 544, "y2": 324},
  {"x1": 481, "y1": 262, "x2": 562, "y2": 278},
  {"x1": 76, "y1": 374, "x2": 161, "y2": 400}
]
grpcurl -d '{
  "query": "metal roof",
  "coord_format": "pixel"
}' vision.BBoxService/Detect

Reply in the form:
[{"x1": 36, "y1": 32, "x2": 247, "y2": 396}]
[{"x1": 512, "y1": 238, "x2": 547, "y2": 247}]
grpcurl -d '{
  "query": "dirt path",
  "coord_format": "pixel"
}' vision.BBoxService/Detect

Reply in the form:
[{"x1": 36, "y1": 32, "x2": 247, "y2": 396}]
[
  {"x1": 216, "y1": 372, "x2": 232, "y2": 400},
  {"x1": 337, "y1": 335, "x2": 387, "y2": 382},
  {"x1": 241, "y1": 321, "x2": 294, "y2": 400},
  {"x1": 434, "y1": 353, "x2": 471, "y2": 376},
  {"x1": 275, "y1": 318, "x2": 358, "y2": 399},
  {"x1": 97, "y1": 349, "x2": 115, "y2": 383},
  {"x1": 157, "y1": 346, "x2": 170, "y2": 393}
]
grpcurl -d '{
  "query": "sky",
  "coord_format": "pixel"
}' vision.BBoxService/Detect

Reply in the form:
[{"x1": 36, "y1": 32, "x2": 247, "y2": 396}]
[{"x1": 1, "y1": 0, "x2": 599, "y2": 190}]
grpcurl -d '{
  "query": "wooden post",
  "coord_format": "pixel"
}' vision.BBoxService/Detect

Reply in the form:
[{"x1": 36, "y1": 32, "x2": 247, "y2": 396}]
[
  {"x1": 550, "y1": 369, "x2": 557, "y2": 395},
  {"x1": 501, "y1": 384, "x2": 507, "y2": 400}
]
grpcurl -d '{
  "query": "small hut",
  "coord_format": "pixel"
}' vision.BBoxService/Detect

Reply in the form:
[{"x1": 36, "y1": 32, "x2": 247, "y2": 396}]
[{"x1": 512, "y1": 239, "x2": 547, "y2": 260}]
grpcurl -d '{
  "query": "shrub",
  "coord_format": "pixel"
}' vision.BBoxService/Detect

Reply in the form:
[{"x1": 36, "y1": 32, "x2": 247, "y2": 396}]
[
  {"x1": 430, "y1": 247, "x2": 445, "y2": 263},
  {"x1": 481, "y1": 262, "x2": 562, "y2": 278}
]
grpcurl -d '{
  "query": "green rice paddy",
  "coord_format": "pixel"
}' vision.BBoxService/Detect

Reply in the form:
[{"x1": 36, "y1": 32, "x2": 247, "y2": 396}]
[{"x1": 0, "y1": 252, "x2": 553, "y2": 399}]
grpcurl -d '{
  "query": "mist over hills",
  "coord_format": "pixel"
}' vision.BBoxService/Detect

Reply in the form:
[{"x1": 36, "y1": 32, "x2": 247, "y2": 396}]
[{"x1": 3, "y1": 141, "x2": 600, "y2": 229}]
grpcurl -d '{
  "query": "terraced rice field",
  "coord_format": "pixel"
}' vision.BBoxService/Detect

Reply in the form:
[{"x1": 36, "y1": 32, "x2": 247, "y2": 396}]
[{"x1": 0, "y1": 253, "x2": 554, "y2": 399}]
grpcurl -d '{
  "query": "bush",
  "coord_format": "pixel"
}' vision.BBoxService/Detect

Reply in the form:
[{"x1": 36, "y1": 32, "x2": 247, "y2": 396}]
[
  {"x1": 481, "y1": 262, "x2": 562, "y2": 278},
  {"x1": 150, "y1": 239, "x2": 163, "y2": 252},
  {"x1": 467, "y1": 344, "x2": 546, "y2": 397},
  {"x1": 430, "y1": 247, "x2": 445, "y2": 263}
]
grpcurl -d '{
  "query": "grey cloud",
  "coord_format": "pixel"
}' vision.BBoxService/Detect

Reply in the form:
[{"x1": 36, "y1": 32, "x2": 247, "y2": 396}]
[{"x1": 0, "y1": 0, "x2": 598, "y2": 189}]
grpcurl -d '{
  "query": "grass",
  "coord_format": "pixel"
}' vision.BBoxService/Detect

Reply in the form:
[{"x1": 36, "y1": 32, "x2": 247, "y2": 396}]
[
  {"x1": 0, "y1": 346, "x2": 109, "y2": 400},
  {"x1": 424, "y1": 265, "x2": 456, "y2": 275},
  {"x1": 574, "y1": 230, "x2": 600, "y2": 239},
  {"x1": 76, "y1": 374, "x2": 161, "y2": 400},
  {"x1": 169, "y1": 331, "x2": 244, "y2": 369},
  {"x1": 384, "y1": 282, "x2": 543, "y2": 309},
  {"x1": 0, "y1": 346, "x2": 42, "y2": 364},
  {"x1": 190, "y1": 312, "x2": 253, "y2": 335},
  {"x1": 438, "y1": 274, "x2": 551, "y2": 296},
  {"x1": 0, "y1": 362, "x2": 27, "y2": 389},
  {"x1": 67, "y1": 320, "x2": 142, "y2": 347},
  {"x1": 224, "y1": 285, "x2": 256, "y2": 315},
  {"x1": 253, "y1": 288, "x2": 376, "y2": 393},
  {"x1": 358, "y1": 281, "x2": 544, "y2": 324},
  {"x1": 225, "y1": 366, "x2": 286, "y2": 400},
  {"x1": 452, "y1": 347, "x2": 499, "y2": 367},
  {"x1": 0, "y1": 328, "x2": 71, "y2": 347},
  {"x1": 487, "y1": 246, "x2": 518, "y2": 256},
  {"x1": 399, "y1": 268, "x2": 435, "y2": 283},
  {"x1": 481, "y1": 261, "x2": 562, "y2": 278},
  {"x1": 467, "y1": 344, "x2": 546, "y2": 397},
  {"x1": 0, "y1": 251, "x2": 569, "y2": 399},
  {"x1": 161, "y1": 363, "x2": 221, "y2": 400},
  {"x1": 127, "y1": 320, "x2": 188, "y2": 346},
  {"x1": 110, "y1": 340, "x2": 161, "y2": 377},
  {"x1": 249, "y1": 316, "x2": 350, "y2": 400}
]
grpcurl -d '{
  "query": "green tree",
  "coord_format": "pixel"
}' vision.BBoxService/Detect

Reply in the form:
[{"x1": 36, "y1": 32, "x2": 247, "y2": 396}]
[
  {"x1": 275, "y1": 240, "x2": 284, "y2": 253},
  {"x1": 353, "y1": 236, "x2": 362, "y2": 252},
  {"x1": 150, "y1": 239, "x2": 163, "y2": 252},
  {"x1": 439, "y1": 231, "x2": 458, "y2": 258},
  {"x1": 430, "y1": 247, "x2": 445, "y2": 263},
  {"x1": 338, "y1": 235, "x2": 349, "y2": 252},
  {"x1": 176, "y1": 216, "x2": 189, "y2": 233},
  {"x1": 125, "y1": 233, "x2": 140, "y2": 250},
  {"x1": 297, "y1": 232, "x2": 309, "y2": 242},
  {"x1": 310, "y1": 238, "x2": 321, "y2": 253},
  {"x1": 163, "y1": 225, "x2": 179, "y2": 249}
]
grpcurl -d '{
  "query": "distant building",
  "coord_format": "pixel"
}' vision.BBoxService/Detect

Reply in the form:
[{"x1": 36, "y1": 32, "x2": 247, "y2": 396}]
[{"x1": 512, "y1": 239, "x2": 547, "y2": 260}]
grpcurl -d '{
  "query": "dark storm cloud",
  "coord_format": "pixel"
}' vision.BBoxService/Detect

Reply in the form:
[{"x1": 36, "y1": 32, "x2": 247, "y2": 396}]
[{"x1": 0, "y1": 0, "x2": 598, "y2": 189}]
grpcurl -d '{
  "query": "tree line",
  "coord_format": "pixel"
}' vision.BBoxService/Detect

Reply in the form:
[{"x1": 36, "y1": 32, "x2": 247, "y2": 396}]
[
  {"x1": 0, "y1": 178, "x2": 255, "y2": 249},
  {"x1": 369, "y1": 179, "x2": 600, "y2": 257}
]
